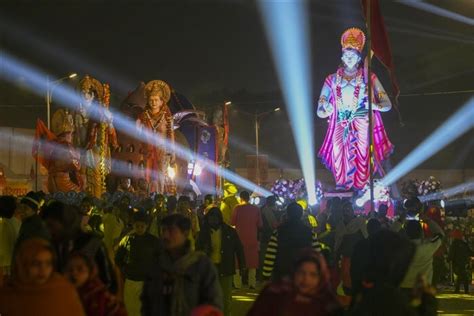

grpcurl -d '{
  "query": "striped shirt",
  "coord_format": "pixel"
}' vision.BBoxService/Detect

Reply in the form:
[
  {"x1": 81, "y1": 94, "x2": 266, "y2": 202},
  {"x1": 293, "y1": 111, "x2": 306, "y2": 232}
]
[{"x1": 262, "y1": 230, "x2": 322, "y2": 279}]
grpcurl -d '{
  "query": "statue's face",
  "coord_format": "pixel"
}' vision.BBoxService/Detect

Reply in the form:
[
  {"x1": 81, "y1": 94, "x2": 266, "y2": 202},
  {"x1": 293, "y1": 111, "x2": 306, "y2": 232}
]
[
  {"x1": 148, "y1": 93, "x2": 164, "y2": 111},
  {"x1": 81, "y1": 90, "x2": 95, "y2": 107},
  {"x1": 341, "y1": 49, "x2": 361, "y2": 70}
]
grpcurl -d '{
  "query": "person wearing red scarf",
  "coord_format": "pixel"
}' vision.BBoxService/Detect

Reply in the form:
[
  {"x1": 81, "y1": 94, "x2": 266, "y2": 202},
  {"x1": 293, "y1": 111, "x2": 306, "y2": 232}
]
[
  {"x1": 65, "y1": 252, "x2": 126, "y2": 316},
  {"x1": 248, "y1": 249, "x2": 342, "y2": 316}
]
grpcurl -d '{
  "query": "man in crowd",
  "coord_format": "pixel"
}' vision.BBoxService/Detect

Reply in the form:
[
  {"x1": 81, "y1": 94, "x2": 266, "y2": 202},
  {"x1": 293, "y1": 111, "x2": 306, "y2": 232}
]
[
  {"x1": 197, "y1": 194, "x2": 215, "y2": 228},
  {"x1": 260, "y1": 195, "x2": 279, "y2": 279},
  {"x1": 449, "y1": 229, "x2": 474, "y2": 294},
  {"x1": 177, "y1": 195, "x2": 200, "y2": 249},
  {"x1": 116, "y1": 211, "x2": 159, "y2": 316},
  {"x1": 15, "y1": 191, "x2": 50, "y2": 248},
  {"x1": 41, "y1": 201, "x2": 118, "y2": 293},
  {"x1": 117, "y1": 177, "x2": 135, "y2": 193},
  {"x1": 231, "y1": 191, "x2": 262, "y2": 289},
  {"x1": 220, "y1": 183, "x2": 239, "y2": 225},
  {"x1": 400, "y1": 212, "x2": 444, "y2": 291},
  {"x1": 262, "y1": 202, "x2": 322, "y2": 281},
  {"x1": 148, "y1": 194, "x2": 168, "y2": 237},
  {"x1": 0, "y1": 195, "x2": 21, "y2": 282},
  {"x1": 141, "y1": 213, "x2": 222, "y2": 315},
  {"x1": 197, "y1": 207, "x2": 245, "y2": 316}
]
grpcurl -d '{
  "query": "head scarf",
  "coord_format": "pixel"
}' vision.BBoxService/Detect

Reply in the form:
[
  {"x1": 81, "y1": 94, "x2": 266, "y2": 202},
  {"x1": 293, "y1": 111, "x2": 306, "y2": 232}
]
[{"x1": 12, "y1": 238, "x2": 55, "y2": 285}]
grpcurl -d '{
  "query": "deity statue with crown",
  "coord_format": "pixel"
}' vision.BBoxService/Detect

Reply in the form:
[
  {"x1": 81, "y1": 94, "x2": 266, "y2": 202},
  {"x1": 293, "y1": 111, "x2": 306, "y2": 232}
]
[
  {"x1": 46, "y1": 110, "x2": 84, "y2": 193},
  {"x1": 136, "y1": 80, "x2": 176, "y2": 194},
  {"x1": 81, "y1": 77, "x2": 118, "y2": 197},
  {"x1": 52, "y1": 75, "x2": 118, "y2": 196},
  {"x1": 317, "y1": 28, "x2": 393, "y2": 191}
]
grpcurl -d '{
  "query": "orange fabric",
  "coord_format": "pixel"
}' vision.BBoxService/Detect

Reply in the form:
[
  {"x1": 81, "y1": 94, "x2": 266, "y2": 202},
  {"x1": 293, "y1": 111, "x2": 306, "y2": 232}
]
[
  {"x1": 1, "y1": 239, "x2": 85, "y2": 316},
  {"x1": 0, "y1": 273, "x2": 85, "y2": 316}
]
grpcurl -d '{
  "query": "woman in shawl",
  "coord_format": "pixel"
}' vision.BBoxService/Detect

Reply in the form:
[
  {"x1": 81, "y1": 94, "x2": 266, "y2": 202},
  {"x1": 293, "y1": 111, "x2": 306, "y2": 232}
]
[
  {"x1": 0, "y1": 238, "x2": 85, "y2": 316},
  {"x1": 248, "y1": 249, "x2": 342, "y2": 316}
]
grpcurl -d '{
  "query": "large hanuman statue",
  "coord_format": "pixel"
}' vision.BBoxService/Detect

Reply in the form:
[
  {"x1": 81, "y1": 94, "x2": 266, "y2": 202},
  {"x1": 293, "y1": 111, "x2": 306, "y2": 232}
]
[
  {"x1": 136, "y1": 80, "x2": 176, "y2": 193},
  {"x1": 317, "y1": 28, "x2": 393, "y2": 191}
]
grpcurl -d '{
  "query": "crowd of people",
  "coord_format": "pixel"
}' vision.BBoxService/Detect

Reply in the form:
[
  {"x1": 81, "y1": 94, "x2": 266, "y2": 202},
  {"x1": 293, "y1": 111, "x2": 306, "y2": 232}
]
[{"x1": 0, "y1": 187, "x2": 472, "y2": 316}]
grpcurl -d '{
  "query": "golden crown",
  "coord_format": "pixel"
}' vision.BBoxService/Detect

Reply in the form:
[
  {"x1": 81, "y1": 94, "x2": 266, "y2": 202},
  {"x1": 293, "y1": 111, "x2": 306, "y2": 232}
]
[
  {"x1": 341, "y1": 27, "x2": 366, "y2": 53},
  {"x1": 51, "y1": 109, "x2": 74, "y2": 136},
  {"x1": 77, "y1": 75, "x2": 104, "y2": 103},
  {"x1": 145, "y1": 80, "x2": 171, "y2": 103}
]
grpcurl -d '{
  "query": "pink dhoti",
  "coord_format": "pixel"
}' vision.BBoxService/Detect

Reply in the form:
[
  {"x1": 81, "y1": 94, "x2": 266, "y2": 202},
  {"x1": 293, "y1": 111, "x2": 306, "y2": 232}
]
[
  {"x1": 319, "y1": 111, "x2": 393, "y2": 191},
  {"x1": 333, "y1": 116, "x2": 369, "y2": 190}
]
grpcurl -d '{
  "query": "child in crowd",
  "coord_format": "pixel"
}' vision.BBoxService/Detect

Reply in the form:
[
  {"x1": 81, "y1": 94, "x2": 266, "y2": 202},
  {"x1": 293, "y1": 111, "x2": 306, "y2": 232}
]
[
  {"x1": 65, "y1": 252, "x2": 127, "y2": 316},
  {"x1": 115, "y1": 212, "x2": 159, "y2": 316}
]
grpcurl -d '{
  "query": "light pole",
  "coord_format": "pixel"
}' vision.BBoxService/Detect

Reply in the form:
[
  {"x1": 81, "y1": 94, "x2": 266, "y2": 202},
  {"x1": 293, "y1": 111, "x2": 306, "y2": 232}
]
[
  {"x1": 46, "y1": 73, "x2": 77, "y2": 129},
  {"x1": 236, "y1": 106, "x2": 280, "y2": 185}
]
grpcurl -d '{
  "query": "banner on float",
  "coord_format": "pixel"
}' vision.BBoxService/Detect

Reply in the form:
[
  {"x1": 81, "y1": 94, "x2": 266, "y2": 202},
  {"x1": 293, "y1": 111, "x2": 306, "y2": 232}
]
[
  {"x1": 0, "y1": 179, "x2": 32, "y2": 196},
  {"x1": 195, "y1": 126, "x2": 218, "y2": 194}
]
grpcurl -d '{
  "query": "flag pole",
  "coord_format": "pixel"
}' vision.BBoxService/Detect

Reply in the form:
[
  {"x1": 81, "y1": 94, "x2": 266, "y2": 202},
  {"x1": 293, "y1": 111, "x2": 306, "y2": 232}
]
[
  {"x1": 366, "y1": 0, "x2": 375, "y2": 212},
  {"x1": 35, "y1": 158, "x2": 38, "y2": 191}
]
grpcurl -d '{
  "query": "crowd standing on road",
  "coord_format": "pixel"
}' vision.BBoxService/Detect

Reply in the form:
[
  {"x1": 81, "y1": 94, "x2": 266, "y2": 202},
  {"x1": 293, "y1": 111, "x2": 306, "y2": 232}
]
[{"x1": 0, "y1": 189, "x2": 471, "y2": 315}]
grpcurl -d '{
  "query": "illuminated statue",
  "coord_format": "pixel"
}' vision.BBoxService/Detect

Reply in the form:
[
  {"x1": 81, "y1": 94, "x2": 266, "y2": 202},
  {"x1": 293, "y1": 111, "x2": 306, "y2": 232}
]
[
  {"x1": 136, "y1": 80, "x2": 176, "y2": 193},
  {"x1": 212, "y1": 104, "x2": 230, "y2": 193},
  {"x1": 46, "y1": 111, "x2": 83, "y2": 193},
  {"x1": 212, "y1": 104, "x2": 229, "y2": 167},
  {"x1": 81, "y1": 76, "x2": 118, "y2": 198},
  {"x1": 317, "y1": 28, "x2": 393, "y2": 191},
  {"x1": 66, "y1": 75, "x2": 118, "y2": 197}
]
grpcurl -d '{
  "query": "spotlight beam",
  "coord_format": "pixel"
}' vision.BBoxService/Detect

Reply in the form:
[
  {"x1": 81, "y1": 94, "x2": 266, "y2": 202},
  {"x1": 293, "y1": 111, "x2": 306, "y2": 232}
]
[
  {"x1": 0, "y1": 131, "x2": 217, "y2": 194},
  {"x1": 399, "y1": 0, "x2": 474, "y2": 26},
  {"x1": 258, "y1": 0, "x2": 317, "y2": 204},
  {"x1": 382, "y1": 97, "x2": 474, "y2": 187},
  {"x1": 419, "y1": 180, "x2": 474, "y2": 202},
  {"x1": 0, "y1": 51, "x2": 272, "y2": 196}
]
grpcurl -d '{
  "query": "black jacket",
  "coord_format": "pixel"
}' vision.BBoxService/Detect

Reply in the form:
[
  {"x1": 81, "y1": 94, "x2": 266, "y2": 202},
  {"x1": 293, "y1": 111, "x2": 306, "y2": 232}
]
[
  {"x1": 449, "y1": 239, "x2": 474, "y2": 271},
  {"x1": 264, "y1": 219, "x2": 320, "y2": 281},
  {"x1": 196, "y1": 223, "x2": 246, "y2": 277},
  {"x1": 141, "y1": 245, "x2": 223, "y2": 316},
  {"x1": 115, "y1": 233, "x2": 160, "y2": 281}
]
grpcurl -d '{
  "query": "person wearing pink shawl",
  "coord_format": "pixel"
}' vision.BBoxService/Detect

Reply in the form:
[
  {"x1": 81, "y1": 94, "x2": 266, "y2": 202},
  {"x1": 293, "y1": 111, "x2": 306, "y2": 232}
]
[{"x1": 317, "y1": 28, "x2": 393, "y2": 191}]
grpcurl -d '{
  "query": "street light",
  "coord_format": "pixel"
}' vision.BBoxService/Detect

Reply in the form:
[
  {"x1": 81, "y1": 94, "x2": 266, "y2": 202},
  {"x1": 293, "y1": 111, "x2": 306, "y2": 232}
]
[
  {"x1": 236, "y1": 106, "x2": 281, "y2": 185},
  {"x1": 225, "y1": 101, "x2": 232, "y2": 106},
  {"x1": 46, "y1": 73, "x2": 78, "y2": 129}
]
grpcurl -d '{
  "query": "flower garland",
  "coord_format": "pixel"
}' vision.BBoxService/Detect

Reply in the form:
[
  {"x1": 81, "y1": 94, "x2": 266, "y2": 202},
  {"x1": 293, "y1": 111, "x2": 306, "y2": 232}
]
[
  {"x1": 418, "y1": 176, "x2": 441, "y2": 196},
  {"x1": 335, "y1": 67, "x2": 363, "y2": 112},
  {"x1": 271, "y1": 178, "x2": 324, "y2": 202}
]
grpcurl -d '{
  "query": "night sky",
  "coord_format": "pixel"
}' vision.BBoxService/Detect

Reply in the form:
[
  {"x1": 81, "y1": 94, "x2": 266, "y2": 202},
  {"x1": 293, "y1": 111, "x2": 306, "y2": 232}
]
[{"x1": 1, "y1": 0, "x2": 473, "y2": 170}]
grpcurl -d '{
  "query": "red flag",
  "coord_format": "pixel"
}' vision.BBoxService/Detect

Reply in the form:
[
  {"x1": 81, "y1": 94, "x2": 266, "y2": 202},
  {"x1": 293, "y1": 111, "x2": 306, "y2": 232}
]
[
  {"x1": 223, "y1": 103, "x2": 229, "y2": 149},
  {"x1": 361, "y1": 0, "x2": 400, "y2": 104}
]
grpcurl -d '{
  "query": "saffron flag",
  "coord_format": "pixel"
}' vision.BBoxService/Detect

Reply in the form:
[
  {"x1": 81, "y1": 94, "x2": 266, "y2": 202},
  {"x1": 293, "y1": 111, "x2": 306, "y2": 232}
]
[
  {"x1": 361, "y1": 0, "x2": 400, "y2": 103},
  {"x1": 32, "y1": 119, "x2": 56, "y2": 168}
]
